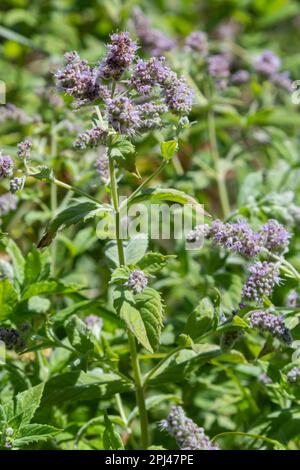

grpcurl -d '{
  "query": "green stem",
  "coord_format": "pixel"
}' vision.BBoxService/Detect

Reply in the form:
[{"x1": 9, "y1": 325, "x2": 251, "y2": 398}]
[
  {"x1": 208, "y1": 109, "x2": 231, "y2": 218},
  {"x1": 144, "y1": 346, "x2": 182, "y2": 387},
  {"x1": 107, "y1": 148, "x2": 149, "y2": 449},
  {"x1": 172, "y1": 154, "x2": 184, "y2": 175},
  {"x1": 52, "y1": 178, "x2": 101, "y2": 205},
  {"x1": 120, "y1": 160, "x2": 168, "y2": 209},
  {"x1": 50, "y1": 124, "x2": 58, "y2": 275}
]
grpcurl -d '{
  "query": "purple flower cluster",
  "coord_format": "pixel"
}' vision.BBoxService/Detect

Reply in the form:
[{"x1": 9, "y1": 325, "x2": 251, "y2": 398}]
[
  {"x1": 95, "y1": 152, "x2": 109, "y2": 183},
  {"x1": 242, "y1": 261, "x2": 281, "y2": 304},
  {"x1": 271, "y1": 71, "x2": 292, "y2": 91},
  {"x1": 259, "y1": 372, "x2": 273, "y2": 385},
  {"x1": 231, "y1": 69, "x2": 250, "y2": 85},
  {"x1": 137, "y1": 102, "x2": 168, "y2": 130},
  {"x1": 130, "y1": 57, "x2": 170, "y2": 95},
  {"x1": 0, "y1": 103, "x2": 33, "y2": 125},
  {"x1": 160, "y1": 406, "x2": 219, "y2": 450},
  {"x1": 125, "y1": 269, "x2": 148, "y2": 294},
  {"x1": 17, "y1": 139, "x2": 32, "y2": 159},
  {"x1": 0, "y1": 153, "x2": 14, "y2": 178},
  {"x1": 132, "y1": 8, "x2": 175, "y2": 56},
  {"x1": 73, "y1": 126, "x2": 108, "y2": 149},
  {"x1": 106, "y1": 96, "x2": 140, "y2": 136},
  {"x1": 258, "y1": 219, "x2": 290, "y2": 252},
  {"x1": 162, "y1": 75, "x2": 193, "y2": 115},
  {"x1": 185, "y1": 31, "x2": 208, "y2": 57},
  {"x1": 186, "y1": 224, "x2": 210, "y2": 243},
  {"x1": 98, "y1": 32, "x2": 138, "y2": 81},
  {"x1": 287, "y1": 367, "x2": 300, "y2": 384},
  {"x1": 254, "y1": 50, "x2": 281, "y2": 77},
  {"x1": 249, "y1": 310, "x2": 292, "y2": 344},
  {"x1": 207, "y1": 219, "x2": 262, "y2": 258},
  {"x1": 287, "y1": 289, "x2": 298, "y2": 308},
  {"x1": 54, "y1": 51, "x2": 102, "y2": 106},
  {"x1": 10, "y1": 176, "x2": 25, "y2": 193},
  {"x1": 207, "y1": 54, "x2": 231, "y2": 79},
  {"x1": 0, "y1": 193, "x2": 17, "y2": 217}
]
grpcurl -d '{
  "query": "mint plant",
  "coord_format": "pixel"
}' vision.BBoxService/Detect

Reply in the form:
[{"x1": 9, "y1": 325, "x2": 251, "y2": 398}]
[{"x1": 1, "y1": 3, "x2": 300, "y2": 451}]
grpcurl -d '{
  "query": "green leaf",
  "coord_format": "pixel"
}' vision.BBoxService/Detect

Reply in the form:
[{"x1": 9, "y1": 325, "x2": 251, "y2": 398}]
[
  {"x1": 127, "y1": 188, "x2": 202, "y2": 207},
  {"x1": 41, "y1": 372, "x2": 133, "y2": 406},
  {"x1": 21, "y1": 280, "x2": 82, "y2": 300},
  {"x1": 184, "y1": 297, "x2": 215, "y2": 340},
  {"x1": 13, "y1": 424, "x2": 59, "y2": 448},
  {"x1": 161, "y1": 140, "x2": 178, "y2": 161},
  {"x1": 3, "y1": 238, "x2": 25, "y2": 285},
  {"x1": 1, "y1": 383, "x2": 44, "y2": 428},
  {"x1": 37, "y1": 202, "x2": 101, "y2": 248},
  {"x1": 113, "y1": 287, "x2": 163, "y2": 352},
  {"x1": 105, "y1": 236, "x2": 148, "y2": 266},
  {"x1": 65, "y1": 315, "x2": 94, "y2": 353},
  {"x1": 103, "y1": 413, "x2": 124, "y2": 450},
  {"x1": 0, "y1": 278, "x2": 18, "y2": 320},
  {"x1": 28, "y1": 166, "x2": 54, "y2": 182},
  {"x1": 137, "y1": 252, "x2": 175, "y2": 274},
  {"x1": 28, "y1": 296, "x2": 51, "y2": 314},
  {"x1": 24, "y1": 246, "x2": 50, "y2": 286}
]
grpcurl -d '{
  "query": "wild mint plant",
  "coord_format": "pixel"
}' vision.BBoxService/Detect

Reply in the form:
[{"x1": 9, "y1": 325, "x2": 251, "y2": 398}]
[{"x1": 1, "y1": 4, "x2": 300, "y2": 451}]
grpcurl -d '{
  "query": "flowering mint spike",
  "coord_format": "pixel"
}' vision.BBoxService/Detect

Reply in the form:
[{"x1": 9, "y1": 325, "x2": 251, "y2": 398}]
[
  {"x1": 254, "y1": 50, "x2": 281, "y2": 77},
  {"x1": 271, "y1": 71, "x2": 292, "y2": 91},
  {"x1": 287, "y1": 367, "x2": 300, "y2": 383},
  {"x1": 258, "y1": 219, "x2": 290, "y2": 252},
  {"x1": 249, "y1": 310, "x2": 292, "y2": 344},
  {"x1": 95, "y1": 152, "x2": 109, "y2": 183},
  {"x1": 132, "y1": 8, "x2": 175, "y2": 56},
  {"x1": 185, "y1": 31, "x2": 208, "y2": 56},
  {"x1": 206, "y1": 219, "x2": 262, "y2": 258},
  {"x1": 159, "y1": 406, "x2": 219, "y2": 450},
  {"x1": 17, "y1": 139, "x2": 32, "y2": 159},
  {"x1": 130, "y1": 57, "x2": 171, "y2": 95},
  {"x1": 55, "y1": 51, "x2": 103, "y2": 106},
  {"x1": 207, "y1": 54, "x2": 231, "y2": 78},
  {"x1": 287, "y1": 289, "x2": 298, "y2": 307},
  {"x1": 98, "y1": 32, "x2": 138, "y2": 81},
  {"x1": 0, "y1": 152, "x2": 14, "y2": 178},
  {"x1": 162, "y1": 74, "x2": 193, "y2": 115},
  {"x1": 125, "y1": 269, "x2": 148, "y2": 294},
  {"x1": 230, "y1": 70, "x2": 250, "y2": 85},
  {"x1": 10, "y1": 176, "x2": 25, "y2": 193},
  {"x1": 242, "y1": 261, "x2": 281, "y2": 304},
  {"x1": 73, "y1": 127, "x2": 108, "y2": 149},
  {"x1": 106, "y1": 96, "x2": 140, "y2": 136}
]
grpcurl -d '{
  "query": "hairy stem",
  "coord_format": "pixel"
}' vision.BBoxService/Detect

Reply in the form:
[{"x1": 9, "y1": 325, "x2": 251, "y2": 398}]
[{"x1": 108, "y1": 148, "x2": 149, "y2": 449}]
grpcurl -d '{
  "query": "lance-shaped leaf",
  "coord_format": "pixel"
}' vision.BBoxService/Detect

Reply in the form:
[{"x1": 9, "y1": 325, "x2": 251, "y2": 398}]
[
  {"x1": 37, "y1": 202, "x2": 103, "y2": 248},
  {"x1": 0, "y1": 278, "x2": 18, "y2": 320},
  {"x1": 13, "y1": 424, "x2": 60, "y2": 448},
  {"x1": 103, "y1": 413, "x2": 124, "y2": 450}
]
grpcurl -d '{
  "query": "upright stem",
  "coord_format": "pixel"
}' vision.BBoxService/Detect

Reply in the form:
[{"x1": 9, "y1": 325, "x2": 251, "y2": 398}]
[
  {"x1": 107, "y1": 148, "x2": 149, "y2": 449},
  {"x1": 208, "y1": 109, "x2": 231, "y2": 218},
  {"x1": 50, "y1": 125, "x2": 58, "y2": 275}
]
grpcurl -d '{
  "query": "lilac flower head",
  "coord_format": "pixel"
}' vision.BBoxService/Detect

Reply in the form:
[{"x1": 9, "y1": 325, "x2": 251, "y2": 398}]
[
  {"x1": 259, "y1": 372, "x2": 273, "y2": 385},
  {"x1": 207, "y1": 54, "x2": 231, "y2": 78},
  {"x1": 0, "y1": 193, "x2": 17, "y2": 217},
  {"x1": 231, "y1": 69, "x2": 250, "y2": 85},
  {"x1": 250, "y1": 310, "x2": 292, "y2": 343},
  {"x1": 125, "y1": 269, "x2": 148, "y2": 294},
  {"x1": 0, "y1": 153, "x2": 14, "y2": 178},
  {"x1": 106, "y1": 96, "x2": 140, "y2": 136},
  {"x1": 132, "y1": 8, "x2": 175, "y2": 56},
  {"x1": 287, "y1": 289, "x2": 298, "y2": 308},
  {"x1": 258, "y1": 219, "x2": 290, "y2": 252},
  {"x1": 160, "y1": 406, "x2": 219, "y2": 450},
  {"x1": 17, "y1": 139, "x2": 32, "y2": 159},
  {"x1": 242, "y1": 261, "x2": 281, "y2": 304},
  {"x1": 136, "y1": 102, "x2": 168, "y2": 130},
  {"x1": 85, "y1": 314, "x2": 103, "y2": 341},
  {"x1": 271, "y1": 71, "x2": 292, "y2": 91},
  {"x1": 98, "y1": 32, "x2": 137, "y2": 81},
  {"x1": 130, "y1": 57, "x2": 171, "y2": 95},
  {"x1": 185, "y1": 31, "x2": 208, "y2": 57},
  {"x1": 95, "y1": 152, "x2": 109, "y2": 183},
  {"x1": 73, "y1": 127, "x2": 108, "y2": 149},
  {"x1": 207, "y1": 219, "x2": 262, "y2": 258},
  {"x1": 254, "y1": 50, "x2": 281, "y2": 77},
  {"x1": 287, "y1": 367, "x2": 300, "y2": 384},
  {"x1": 162, "y1": 74, "x2": 193, "y2": 115},
  {"x1": 55, "y1": 51, "x2": 100, "y2": 106},
  {"x1": 9, "y1": 176, "x2": 25, "y2": 194},
  {"x1": 186, "y1": 224, "x2": 210, "y2": 243},
  {"x1": 0, "y1": 103, "x2": 32, "y2": 125}
]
